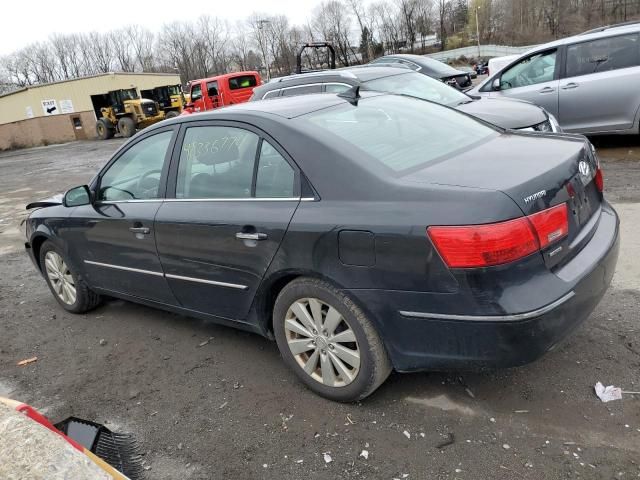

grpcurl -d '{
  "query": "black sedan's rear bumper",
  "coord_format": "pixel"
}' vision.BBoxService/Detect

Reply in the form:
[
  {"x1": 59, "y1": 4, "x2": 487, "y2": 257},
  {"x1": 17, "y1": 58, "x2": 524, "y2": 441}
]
[{"x1": 349, "y1": 203, "x2": 620, "y2": 372}]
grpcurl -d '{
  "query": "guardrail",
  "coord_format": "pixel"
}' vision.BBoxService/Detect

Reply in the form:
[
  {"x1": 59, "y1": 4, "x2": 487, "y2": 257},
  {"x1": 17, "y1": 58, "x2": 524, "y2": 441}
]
[{"x1": 426, "y1": 44, "x2": 538, "y2": 61}]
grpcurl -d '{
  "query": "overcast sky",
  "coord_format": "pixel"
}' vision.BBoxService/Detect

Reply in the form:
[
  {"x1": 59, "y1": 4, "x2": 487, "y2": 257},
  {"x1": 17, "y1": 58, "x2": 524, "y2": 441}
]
[{"x1": 1, "y1": 0, "x2": 330, "y2": 55}]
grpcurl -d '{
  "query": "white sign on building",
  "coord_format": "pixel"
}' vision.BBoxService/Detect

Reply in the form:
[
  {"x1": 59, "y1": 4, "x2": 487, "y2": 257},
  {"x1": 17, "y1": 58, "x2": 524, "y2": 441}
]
[
  {"x1": 25, "y1": 106, "x2": 34, "y2": 118},
  {"x1": 41, "y1": 99, "x2": 59, "y2": 116},
  {"x1": 60, "y1": 99, "x2": 74, "y2": 114}
]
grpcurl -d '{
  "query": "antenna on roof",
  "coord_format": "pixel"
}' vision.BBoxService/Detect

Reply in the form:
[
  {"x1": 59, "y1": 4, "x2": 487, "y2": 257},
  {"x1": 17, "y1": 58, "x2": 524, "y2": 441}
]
[{"x1": 337, "y1": 85, "x2": 360, "y2": 106}]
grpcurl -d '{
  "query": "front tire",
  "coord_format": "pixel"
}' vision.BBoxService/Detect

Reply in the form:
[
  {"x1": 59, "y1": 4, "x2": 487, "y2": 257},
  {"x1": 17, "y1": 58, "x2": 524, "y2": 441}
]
[
  {"x1": 96, "y1": 119, "x2": 114, "y2": 140},
  {"x1": 273, "y1": 278, "x2": 392, "y2": 402},
  {"x1": 117, "y1": 117, "x2": 136, "y2": 138},
  {"x1": 40, "y1": 241, "x2": 100, "y2": 314}
]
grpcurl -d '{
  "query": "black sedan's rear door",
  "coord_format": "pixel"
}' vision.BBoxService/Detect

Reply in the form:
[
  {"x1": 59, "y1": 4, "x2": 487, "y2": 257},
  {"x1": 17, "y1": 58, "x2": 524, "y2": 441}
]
[{"x1": 154, "y1": 121, "x2": 301, "y2": 321}]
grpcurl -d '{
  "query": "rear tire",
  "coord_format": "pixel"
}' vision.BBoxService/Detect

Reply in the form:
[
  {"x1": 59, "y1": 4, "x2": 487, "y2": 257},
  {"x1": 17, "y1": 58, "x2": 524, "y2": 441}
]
[
  {"x1": 117, "y1": 117, "x2": 136, "y2": 138},
  {"x1": 273, "y1": 278, "x2": 392, "y2": 402},
  {"x1": 96, "y1": 119, "x2": 114, "y2": 140},
  {"x1": 165, "y1": 110, "x2": 179, "y2": 119},
  {"x1": 40, "y1": 241, "x2": 101, "y2": 314}
]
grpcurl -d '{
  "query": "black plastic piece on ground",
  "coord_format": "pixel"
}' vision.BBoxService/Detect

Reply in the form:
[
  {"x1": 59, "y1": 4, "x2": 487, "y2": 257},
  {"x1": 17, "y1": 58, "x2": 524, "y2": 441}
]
[{"x1": 55, "y1": 417, "x2": 144, "y2": 479}]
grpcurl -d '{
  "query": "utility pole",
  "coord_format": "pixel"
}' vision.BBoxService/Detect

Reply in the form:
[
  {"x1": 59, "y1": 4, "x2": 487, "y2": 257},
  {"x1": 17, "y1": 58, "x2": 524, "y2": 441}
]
[
  {"x1": 475, "y1": 6, "x2": 481, "y2": 59},
  {"x1": 257, "y1": 19, "x2": 272, "y2": 81}
]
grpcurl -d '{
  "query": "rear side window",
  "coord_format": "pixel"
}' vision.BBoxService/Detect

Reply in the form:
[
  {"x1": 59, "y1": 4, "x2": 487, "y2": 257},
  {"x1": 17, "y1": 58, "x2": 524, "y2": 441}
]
[
  {"x1": 281, "y1": 84, "x2": 323, "y2": 97},
  {"x1": 566, "y1": 34, "x2": 639, "y2": 77},
  {"x1": 304, "y1": 95, "x2": 496, "y2": 173},
  {"x1": 229, "y1": 75, "x2": 257, "y2": 90},
  {"x1": 255, "y1": 141, "x2": 295, "y2": 198},
  {"x1": 325, "y1": 83, "x2": 351, "y2": 93},
  {"x1": 176, "y1": 126, "x2": 259, "y2": 199},
  {"x1": 206, "y1": 81, "x2": 218, "y2": 96},
  {"x1": 262, "y1": 89, "x2": 281, "y2": 99}
]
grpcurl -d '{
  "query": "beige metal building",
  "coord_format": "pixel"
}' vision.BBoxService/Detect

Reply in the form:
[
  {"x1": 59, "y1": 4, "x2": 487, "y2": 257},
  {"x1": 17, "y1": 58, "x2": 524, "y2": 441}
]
[{"x1": 0, "y1": 72, "x2": 181, "y2": 150}]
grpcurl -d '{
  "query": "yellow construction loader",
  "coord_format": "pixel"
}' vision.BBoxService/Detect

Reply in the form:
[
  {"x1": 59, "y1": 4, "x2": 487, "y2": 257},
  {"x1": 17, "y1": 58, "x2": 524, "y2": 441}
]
[{"x1": 93, "y1": 88, "x2": 165, "y2": 140}]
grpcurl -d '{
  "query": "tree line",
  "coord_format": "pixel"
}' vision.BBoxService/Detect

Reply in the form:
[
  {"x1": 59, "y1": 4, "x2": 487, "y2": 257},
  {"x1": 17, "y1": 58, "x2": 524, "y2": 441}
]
[{"x1": 1, "y1": 0, "x2": 639, "y2": 94}]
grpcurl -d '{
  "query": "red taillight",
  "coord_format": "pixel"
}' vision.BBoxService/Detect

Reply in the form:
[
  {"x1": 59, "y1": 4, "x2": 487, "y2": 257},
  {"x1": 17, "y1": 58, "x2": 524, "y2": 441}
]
[
  {"x1": 595, "y1": 166, "x2": 604, "y2": 192},
  {"x1": 427, "y1": 203, "x2": 569, "y2": 268},
  {"x1": 527, "y1": 203, "x2": 568, "y2": 249}
]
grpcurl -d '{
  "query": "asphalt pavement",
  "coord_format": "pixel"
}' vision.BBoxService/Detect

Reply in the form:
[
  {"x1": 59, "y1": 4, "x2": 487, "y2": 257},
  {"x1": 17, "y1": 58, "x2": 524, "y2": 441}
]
[{"x1": 0, "y1": 137, "x2": 638, "y2": 480}]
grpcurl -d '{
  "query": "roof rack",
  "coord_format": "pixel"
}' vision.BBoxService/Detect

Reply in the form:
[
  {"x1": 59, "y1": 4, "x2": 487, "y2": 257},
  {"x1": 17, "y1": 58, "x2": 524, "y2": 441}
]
[{"x1": 581, "y1": 20, "x2": 640, "y2": 35}]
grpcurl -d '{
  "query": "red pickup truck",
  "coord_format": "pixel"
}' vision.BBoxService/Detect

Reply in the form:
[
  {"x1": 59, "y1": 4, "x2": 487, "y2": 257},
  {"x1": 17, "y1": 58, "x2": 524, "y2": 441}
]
[{"x1": 183, "y1": 71, "x2": 262, "y2": 114}]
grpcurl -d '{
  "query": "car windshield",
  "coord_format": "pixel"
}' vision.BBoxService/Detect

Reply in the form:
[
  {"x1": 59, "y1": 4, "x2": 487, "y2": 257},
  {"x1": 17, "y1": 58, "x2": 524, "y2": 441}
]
[
  {"x1": 304, "y1": 95, "x2": 497, "y2": 173},
  {"x1": 168, "y1": 85, "x2": 182, "y2": 95},
  {"x1": 364, "y1": 72, "x2": 470, "y2": 107},
  {"x1": 120, "y1": 89, "x2": 138, "y2": 101}
]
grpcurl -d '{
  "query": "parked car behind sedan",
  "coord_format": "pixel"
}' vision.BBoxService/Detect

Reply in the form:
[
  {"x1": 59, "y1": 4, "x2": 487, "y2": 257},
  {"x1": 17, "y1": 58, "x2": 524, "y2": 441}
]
[
  {"x1": 25, "y1": 92, "x2": 618, "y2": 402},
  {"x1": 370, "y1": 53, "x2": 473, "y2": 89},
  {"x1": 251, "y1": 65, "x2": 560, "y2": 132},
  {"x1": 469, "y1": 22, "x2": 640, "y2": 135}
]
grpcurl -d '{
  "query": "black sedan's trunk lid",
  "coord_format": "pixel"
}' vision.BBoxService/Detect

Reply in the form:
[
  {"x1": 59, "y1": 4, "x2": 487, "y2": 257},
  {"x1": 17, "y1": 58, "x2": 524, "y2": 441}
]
[{"x1": 406, "y1": 133, "x2": 602, "y2": 266}]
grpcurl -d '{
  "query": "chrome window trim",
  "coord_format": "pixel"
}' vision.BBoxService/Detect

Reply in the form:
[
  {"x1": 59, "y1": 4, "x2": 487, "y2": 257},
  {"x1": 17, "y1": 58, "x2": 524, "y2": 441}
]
[
  {"x1": 165, "y1": 273, "x2": 248, "y2": 290},
  {"x1": 279, "y1": 83, "x2": 325, "y2": 94},
  {"x1": 95, "y1": 197, "x2": 316, "y2": 204},
  {"x1": 399, "y1": 292, "x2": 575, "y2": 322},
  {"x1": 84, "y1": 260, "x2": 250, "y2": 290},
  {"x1": 84, "y1": 260, "x2": 164, "y2": 277},
  {"x1": 96, "y1": 199, "x2": 163, "y2": 204}
]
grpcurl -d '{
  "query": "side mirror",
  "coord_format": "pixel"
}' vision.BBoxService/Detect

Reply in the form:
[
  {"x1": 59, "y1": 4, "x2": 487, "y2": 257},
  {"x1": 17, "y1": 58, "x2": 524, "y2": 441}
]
[
  {"x1": 492, "y1": 78, "x2": 501, "y2": 91},
  {"x1": 63, "y1": 185, "x2": 91, "y2": 207}
]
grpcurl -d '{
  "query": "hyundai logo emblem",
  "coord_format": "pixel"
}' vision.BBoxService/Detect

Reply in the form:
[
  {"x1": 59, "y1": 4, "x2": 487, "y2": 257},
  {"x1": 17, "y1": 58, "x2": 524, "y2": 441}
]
[{"x1": 578, "y1": 161, "x2": 590, "y2": 177}]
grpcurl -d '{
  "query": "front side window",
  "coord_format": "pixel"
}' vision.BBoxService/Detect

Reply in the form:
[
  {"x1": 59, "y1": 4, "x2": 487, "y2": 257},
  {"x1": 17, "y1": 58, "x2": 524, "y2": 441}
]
[
  {"x1": 98, "y1": 131, "x2": 173, "y2": 201},
  {"x1": 255, "y1": 141, "x2": 295, "y2": 198},
  {"x1": 176, "y1": 126, "x2": 259, "y2": 199},
  {"x1": 566, "y1": 34, "x2": 639, "y2": 77},
  {"x1": 500, "y1": 50, "x2": 557, "y2": 90},
  {"x1": 304, "y1": 95, "x2": 496, "y2": 173},
  {"x1": 191, "y1": 84, "x2": 202, "y2": 101},
  {"x1": 206, "y1": 81, "x2": 219, "y2": 97},
  {"x1": 229, "y1": 75, "x2": 258, "y2": 90},
  {"x1": 365, "y1": 72, "x2": 469, "y2": 107}
]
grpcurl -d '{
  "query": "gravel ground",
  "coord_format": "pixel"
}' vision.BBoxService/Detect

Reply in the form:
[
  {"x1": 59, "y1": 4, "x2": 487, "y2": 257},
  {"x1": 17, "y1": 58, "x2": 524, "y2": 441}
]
[{"x1": 0, "y1": 137, "x2": 639, "y2": 480}]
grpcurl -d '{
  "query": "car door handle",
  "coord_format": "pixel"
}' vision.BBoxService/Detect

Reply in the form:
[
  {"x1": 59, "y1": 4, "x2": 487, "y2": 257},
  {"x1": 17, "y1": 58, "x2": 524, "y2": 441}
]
[
  {"x1": 235, "y1": 232, "x2": 267, "y2": 241},
  {"x1": 129, "y1": 227, "x2": 150, "y2": 234},
  {"x1": 539, "y1": 87, "x2": 555, "y2": 93},
  {"x1": 561, "y1": 83, "x2": 579, "y2": 90}
]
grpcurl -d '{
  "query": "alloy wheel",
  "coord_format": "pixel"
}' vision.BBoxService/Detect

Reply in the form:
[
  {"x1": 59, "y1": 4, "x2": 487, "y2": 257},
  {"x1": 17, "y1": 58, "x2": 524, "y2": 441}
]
[
  {"x1": 284, "y1": 298, "x2": 360, "y2": 387},
  {"x1": 44, "y1": 251, "x2": 76, "y2": 305}
]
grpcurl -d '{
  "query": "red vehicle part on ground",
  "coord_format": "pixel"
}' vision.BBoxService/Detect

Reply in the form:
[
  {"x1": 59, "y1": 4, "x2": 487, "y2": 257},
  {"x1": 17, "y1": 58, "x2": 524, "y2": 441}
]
[{"x1": 183, "y1": 71, "x2": 262, "y2": 115}]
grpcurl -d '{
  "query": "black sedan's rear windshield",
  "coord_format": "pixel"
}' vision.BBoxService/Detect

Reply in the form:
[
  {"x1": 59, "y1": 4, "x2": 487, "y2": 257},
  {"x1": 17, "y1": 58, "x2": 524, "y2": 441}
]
[{"x1": 303, "y1": 95, "x2": 497, "y2": 172}]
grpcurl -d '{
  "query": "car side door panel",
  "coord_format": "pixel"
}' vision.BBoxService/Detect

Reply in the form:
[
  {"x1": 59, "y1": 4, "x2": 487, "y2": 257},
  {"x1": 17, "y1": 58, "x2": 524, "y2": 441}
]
[
  {"x1": 154, "y1": 122, "x2": 300, "y2": 320},
  {"x1": 65, "y1": 128, "x2": 178, "y2": 305},
  {"x1": 559, "y1": 34, "x2": 640, "y2": 133},
  {"x1": 155, "y1": 200, "x2": 298, "y2": 319}
]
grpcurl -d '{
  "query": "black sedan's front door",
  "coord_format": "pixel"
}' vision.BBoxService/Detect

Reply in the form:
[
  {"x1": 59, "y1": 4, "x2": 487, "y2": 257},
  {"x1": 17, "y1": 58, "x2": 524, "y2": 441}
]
[
  {"x1": 66, "y1": 128, "x2": 177, "y2": 304},
  {"x1": 154, "y1": 123, "x2": 300, "y2": 320}
]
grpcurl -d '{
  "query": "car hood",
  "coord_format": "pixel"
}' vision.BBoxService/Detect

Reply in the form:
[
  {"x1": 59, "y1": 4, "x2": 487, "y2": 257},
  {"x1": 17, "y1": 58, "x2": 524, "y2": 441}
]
[
  {"x1": 455, "y1": 97, "x2": 547, "y2": 129},
  {"x1": 26, "y1": 193, "x2": 63, "y2": 210}
]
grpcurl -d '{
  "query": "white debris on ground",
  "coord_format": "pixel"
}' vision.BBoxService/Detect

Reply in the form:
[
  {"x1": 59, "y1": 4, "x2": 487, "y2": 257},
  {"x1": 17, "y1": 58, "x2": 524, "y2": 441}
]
[
  {"x1": 403, "y1": 430, "x2": 411, "y2": 439},
  {"x1": 359, "y1": 450, "x2": 369, "y2": 460},
  {"x1": 323, "y1": 452, "x2": 332, "y2": 463},
  {"x1": 594, "y1": 382, "x2": 622, "y2": 402}
]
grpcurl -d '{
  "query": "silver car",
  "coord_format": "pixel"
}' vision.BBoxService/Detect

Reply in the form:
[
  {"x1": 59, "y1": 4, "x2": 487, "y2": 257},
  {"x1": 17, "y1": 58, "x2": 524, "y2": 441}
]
[{"x1": 469, "y1": 21, "x2": 640, "y2": 135}]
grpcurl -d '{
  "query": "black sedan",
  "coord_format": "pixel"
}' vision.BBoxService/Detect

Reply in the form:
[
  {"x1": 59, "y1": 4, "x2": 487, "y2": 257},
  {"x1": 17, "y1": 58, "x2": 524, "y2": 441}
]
[
  {"x1": 25, "y1": 91, "x2": 619, "y2": 402},
  {"x1": 371, "y1": 53, "x2": 473, "y2": 89},
  {"x1": 252, "y1": 65, "x2": 560, "y2": 132}
]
